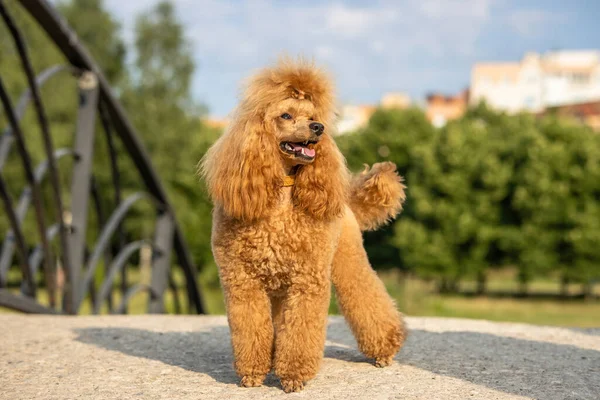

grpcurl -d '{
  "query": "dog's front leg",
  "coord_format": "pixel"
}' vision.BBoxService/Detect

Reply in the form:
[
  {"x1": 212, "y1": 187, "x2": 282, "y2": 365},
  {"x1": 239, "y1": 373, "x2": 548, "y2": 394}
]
[
  {"x1": 273, "y1": 281, "x2": 330, "y2": 393},
  {"x1": 223, "y1": 278, "x2": 273, "y2": 387}
]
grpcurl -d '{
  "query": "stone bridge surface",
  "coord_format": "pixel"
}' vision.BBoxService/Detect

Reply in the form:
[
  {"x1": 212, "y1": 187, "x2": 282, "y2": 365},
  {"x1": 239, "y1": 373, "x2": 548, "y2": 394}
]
[{"x1": 1, "y1": 315, "x2": 598, "y2": 399}]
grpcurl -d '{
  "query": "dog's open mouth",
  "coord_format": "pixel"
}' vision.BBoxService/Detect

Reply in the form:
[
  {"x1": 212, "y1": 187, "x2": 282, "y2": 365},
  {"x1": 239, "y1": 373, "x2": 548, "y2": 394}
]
[{"x1": 280, "y1": 140, "x2": 317, "y2": 160}]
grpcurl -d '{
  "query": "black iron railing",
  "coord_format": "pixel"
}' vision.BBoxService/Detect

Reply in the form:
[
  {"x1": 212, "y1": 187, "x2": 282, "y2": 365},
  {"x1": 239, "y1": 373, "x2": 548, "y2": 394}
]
[{"x1": 0, "y1": 0, "x2": 205, "y2": 314}]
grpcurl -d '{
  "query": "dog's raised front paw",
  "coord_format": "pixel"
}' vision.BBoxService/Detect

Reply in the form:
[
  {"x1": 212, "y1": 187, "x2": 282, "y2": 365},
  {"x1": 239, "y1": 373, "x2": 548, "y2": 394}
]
[
  {"x1": 280, "y1": 378, "x2": 304, "y2": 393},
  {"x1": 240, "y1": 374, "x2": 266, "y2": 387},
  {"x1": 374, "y1": 355, "x2": 394, "y2": 368}
]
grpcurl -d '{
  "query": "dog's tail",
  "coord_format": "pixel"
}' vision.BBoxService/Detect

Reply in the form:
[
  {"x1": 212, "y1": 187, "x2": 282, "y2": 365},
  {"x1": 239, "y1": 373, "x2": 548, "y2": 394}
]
[{"x1": 348, "y1": 162, "x2": 406, "y2": 231}]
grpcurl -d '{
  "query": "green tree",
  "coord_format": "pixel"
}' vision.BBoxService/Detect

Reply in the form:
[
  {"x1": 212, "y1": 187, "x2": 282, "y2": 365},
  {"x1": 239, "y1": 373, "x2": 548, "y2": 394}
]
[
  {"x1": 512, "y1": 115, "x2": 600, "y2": 295},
  {"x1": 339, "y1": 103, "x2": 600, "y2": 297},
  {"x1": 58, "y1": 0, "x2": 127, "y2": 85},
  {"x1": 337, "y1": 108, "x2": 437, "y2": 276},
  {"x1": 131, "y1": 1, "x2": 194, "y2": 107},
  {"x1": 120, "y1": 1, "x2": 217, "y2": 284}
]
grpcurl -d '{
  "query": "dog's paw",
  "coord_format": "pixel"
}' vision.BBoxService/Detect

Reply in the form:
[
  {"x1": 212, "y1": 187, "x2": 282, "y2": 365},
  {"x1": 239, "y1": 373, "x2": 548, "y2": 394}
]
[
  {"x1": 281, "y1": 378, "x2": 304, "y2": 393},
  {"x1": 240, "y1": 374, "x2": 265, "y2": 387},
  {"x1": 374, "y1": 356, "x2": 394, "y2": 368}
]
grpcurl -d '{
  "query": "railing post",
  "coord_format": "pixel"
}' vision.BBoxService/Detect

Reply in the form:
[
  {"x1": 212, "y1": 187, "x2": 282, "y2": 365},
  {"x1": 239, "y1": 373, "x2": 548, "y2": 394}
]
[
  {"x1": 149, "y1": 210, "x2": 174, "y2": 313},
  {"x1": 67, "y1": 71, "x2": 99, "y2": 313}
]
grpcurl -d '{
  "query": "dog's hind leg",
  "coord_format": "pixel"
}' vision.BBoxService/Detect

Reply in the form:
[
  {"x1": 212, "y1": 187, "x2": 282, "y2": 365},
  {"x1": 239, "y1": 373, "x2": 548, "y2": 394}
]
[{"x1": 331, "y1": 212, "x2": 407, "y2": 367}]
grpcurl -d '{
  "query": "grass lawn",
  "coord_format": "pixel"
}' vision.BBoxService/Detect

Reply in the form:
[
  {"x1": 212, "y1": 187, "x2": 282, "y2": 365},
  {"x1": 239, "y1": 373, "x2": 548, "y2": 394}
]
[
  {"x1": 2, "y1": 267, "x2": 599, "y2": 328},
  {"x1": 377, "y1": 270, "x2": 600, "y2": 328}
]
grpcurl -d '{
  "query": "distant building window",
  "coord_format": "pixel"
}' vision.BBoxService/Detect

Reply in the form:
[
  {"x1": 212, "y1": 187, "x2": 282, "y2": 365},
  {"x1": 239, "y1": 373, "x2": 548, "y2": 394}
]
[
  {"x1": 572, "y1": 73, "x2": 590, "y2": 84},
  {"x1": 524, "y1": 96, "x2": 536, "y2": 108}
]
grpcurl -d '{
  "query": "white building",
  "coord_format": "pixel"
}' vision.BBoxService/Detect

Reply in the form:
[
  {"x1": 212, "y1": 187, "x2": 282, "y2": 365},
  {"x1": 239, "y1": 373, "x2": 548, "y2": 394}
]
[
  {"x1": 336, "y1": 92, "x2": 411, "y2": 134},
  {"x1": 336, "y1": 105, "x2": 376, "y2": 134},
  {"x1": 470, "y1": 50, "x2": 600, "y2": 113}
]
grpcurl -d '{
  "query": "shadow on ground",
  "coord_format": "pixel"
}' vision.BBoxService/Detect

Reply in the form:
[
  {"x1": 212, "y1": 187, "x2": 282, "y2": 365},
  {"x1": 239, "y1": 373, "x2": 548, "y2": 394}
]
[
  {"x1": 74, "y1": 319, "x2": 600, "y2": 399},
  {"x1": 402, "y1": 329, "x2": 599, "y2": 399},
  {"x1": 72, "y1": 323, "x2": 371, "y2": 389}
]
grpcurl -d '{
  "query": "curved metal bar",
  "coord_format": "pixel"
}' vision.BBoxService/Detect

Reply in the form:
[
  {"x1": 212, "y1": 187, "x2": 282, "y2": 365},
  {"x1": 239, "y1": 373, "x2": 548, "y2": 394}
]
[
  {"x1": 0, "y1": 131, "x2": 14, "y2": 171},
  {"x1": 77, "y1": 192, "x2": 153, "y2": 310},
  {"x1": 33, "y1": 148, "x2": 75, "y2": 182},
  {"x1": 0, "y1": 149, "x2": 75, "y2": 282},
  {"x1": 0, "y1": 64, "x2": 69, "y2": 171},
  {"x1": 93, "y1": 240, "x2": 150, "y2": 314},
  {"x1": 22, "y1": 223, "x2": 65, "y2": 297},
  {"x1": 0, "y1": 2, "x2": 72, "y2": 311},
  {"x1": 14, "y1": 65, "x2": 71, "y2": 121},
  {"x1": 0, "y1": 77, "x2": 48, "y2": 297},
  {"x1": 28, "y1": 223, "x2": 61, "y2": 277},
  {"x1": 0, "y1": 289, "x2": 59, "y2": 314},
  {"x1": 114, "y1": 284, "x2": 160, "y2": 315},
  {"x1": 0, "y1": 175, "x2": 34, "y2": 293},
  {"x1": 19, "y1": 0, "x2": 205, "y2": 314}
]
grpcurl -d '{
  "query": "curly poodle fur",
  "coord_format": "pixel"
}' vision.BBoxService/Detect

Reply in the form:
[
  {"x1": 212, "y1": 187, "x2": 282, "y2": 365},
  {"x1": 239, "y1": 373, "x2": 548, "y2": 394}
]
[{"x1": 200, "y1": 57, "x2": 407, "y2": 393}]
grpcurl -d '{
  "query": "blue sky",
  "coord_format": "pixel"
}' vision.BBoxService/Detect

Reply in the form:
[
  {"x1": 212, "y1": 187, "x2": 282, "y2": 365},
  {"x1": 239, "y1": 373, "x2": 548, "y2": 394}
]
[{"x1": 105, "y1": 0, "x2": 600, "y2": 117}]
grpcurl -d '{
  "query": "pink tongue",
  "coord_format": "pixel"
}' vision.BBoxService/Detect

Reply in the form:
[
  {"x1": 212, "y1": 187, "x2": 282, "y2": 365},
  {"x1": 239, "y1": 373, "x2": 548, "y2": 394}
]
[
  {"x1": 302, "y1": 147, "x2": 316, "y2": 157},
  {"x1": 290, "y1": 143, "x2": 315, "y2": 158}
]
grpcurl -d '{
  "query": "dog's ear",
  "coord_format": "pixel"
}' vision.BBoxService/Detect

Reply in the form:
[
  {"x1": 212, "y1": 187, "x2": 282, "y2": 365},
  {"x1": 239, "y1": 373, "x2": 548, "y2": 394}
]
[
  {"x1": 293, "y1": 133, "x2": 349, "y2": 220},
  {"x1": 200, "y1": 113, "x2": 281, "y2": 221}
]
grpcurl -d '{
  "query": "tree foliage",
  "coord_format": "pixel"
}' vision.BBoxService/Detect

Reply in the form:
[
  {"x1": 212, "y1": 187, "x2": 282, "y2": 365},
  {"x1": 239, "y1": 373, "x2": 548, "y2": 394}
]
[{"x1": 337, "y1": 104, "x2": 600, "y2": 293}]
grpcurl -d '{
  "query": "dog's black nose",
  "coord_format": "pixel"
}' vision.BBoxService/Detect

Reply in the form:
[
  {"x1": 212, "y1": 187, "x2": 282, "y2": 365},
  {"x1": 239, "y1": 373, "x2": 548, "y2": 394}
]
[{"x1": 309, "y1": 122, "x2": 324, "y2": 136}]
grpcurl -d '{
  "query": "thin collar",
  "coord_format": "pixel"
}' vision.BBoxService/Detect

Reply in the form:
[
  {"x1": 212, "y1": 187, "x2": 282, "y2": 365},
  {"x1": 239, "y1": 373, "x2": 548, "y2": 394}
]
[
  {"x1": 283, "y1": 165, "x2": 300, "y2": 187},
  {"x1": 283, "y1": 174, "x2": 296, "y2": 187}
]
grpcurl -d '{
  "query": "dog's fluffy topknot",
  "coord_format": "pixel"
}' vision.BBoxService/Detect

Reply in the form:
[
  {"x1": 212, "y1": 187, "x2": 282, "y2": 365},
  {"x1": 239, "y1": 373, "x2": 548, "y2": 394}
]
[{"x1": 239, "y1": 57, "x2": 337, "y2": 126}]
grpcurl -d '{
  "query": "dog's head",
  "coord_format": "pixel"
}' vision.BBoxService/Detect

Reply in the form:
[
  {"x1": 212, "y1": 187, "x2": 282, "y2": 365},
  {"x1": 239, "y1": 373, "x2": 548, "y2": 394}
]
[
  {"x1": 200, "y1": 57, "x2": 349, "y2": 221},
  {"x1": 273, "y1": 94, "x2": 323, "y2": 167}
]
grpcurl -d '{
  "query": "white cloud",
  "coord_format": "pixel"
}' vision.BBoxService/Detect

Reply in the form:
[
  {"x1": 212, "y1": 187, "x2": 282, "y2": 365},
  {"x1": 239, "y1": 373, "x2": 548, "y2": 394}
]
[
  {"x1": 316, "y1": 45, "x2": 334, "y2": 59},
  {"x1": 416, "y1": 0, "x2": 492, "y2": 19},
  {"x1": 105, "y1": 0, "x2": 494, "y2": 63},
  {"x1": 325, "y1": 4, "x2": 397, "y2": 38},
  {"x1": 507, "y1": 9, "x2": 564, "y2": 37},
  {"x1": 370, "y1": 40, "x2": 385, "y2": 53},
  {"x1": 100, "y1": 0, "x2": 560, "y2": 116}
]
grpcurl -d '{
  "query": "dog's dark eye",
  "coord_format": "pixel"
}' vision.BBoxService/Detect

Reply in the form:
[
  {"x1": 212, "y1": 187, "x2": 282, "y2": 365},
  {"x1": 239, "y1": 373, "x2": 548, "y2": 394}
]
[{"x1": 280, "y1": 113, "x2": 293, "y2": 120}]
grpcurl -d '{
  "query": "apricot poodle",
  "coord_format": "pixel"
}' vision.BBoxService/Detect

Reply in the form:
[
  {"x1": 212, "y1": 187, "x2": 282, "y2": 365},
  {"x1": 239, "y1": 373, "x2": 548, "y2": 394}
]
[{"x1": 200, "y1": 58, "x2": 407, "y2": 393}]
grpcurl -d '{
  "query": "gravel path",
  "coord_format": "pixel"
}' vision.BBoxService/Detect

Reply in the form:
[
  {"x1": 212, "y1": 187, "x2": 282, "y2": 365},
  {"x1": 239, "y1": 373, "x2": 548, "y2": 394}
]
[{"x1": 1, "y1": 315, "x2": 598, "y2": 399}]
